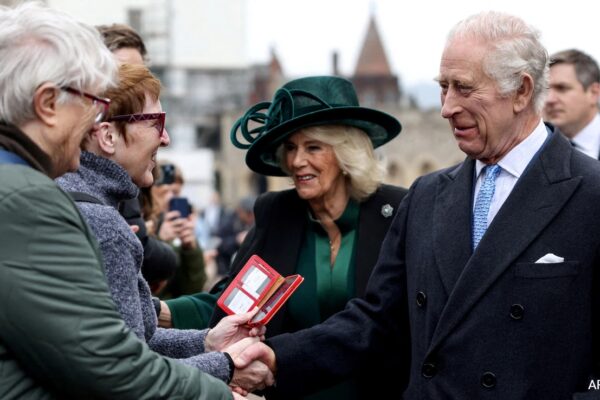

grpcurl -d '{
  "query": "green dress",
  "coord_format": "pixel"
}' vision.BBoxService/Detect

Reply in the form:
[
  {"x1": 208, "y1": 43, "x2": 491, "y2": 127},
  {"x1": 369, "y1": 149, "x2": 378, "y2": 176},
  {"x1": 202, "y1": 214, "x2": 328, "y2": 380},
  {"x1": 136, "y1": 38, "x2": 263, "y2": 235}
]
[{"x1": 286, "y1": 200, "x2": 360, "y2": 400}]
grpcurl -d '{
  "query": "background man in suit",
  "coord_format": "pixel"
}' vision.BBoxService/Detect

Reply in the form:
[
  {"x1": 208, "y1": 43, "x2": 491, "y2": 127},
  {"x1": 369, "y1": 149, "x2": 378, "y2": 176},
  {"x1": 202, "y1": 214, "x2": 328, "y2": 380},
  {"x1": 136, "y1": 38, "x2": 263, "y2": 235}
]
[
  {"x1": 544, "y1": 49, "x2": 600, "y2": 158},
  {"x1": 233, "y1": 11, "x2": 600, "y2": 400}
]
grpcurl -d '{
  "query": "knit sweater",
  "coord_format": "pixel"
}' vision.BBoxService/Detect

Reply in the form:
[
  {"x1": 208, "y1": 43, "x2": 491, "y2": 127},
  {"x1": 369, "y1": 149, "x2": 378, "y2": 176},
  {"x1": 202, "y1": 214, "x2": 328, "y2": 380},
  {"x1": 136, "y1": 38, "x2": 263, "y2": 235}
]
[{"x1": 56, "y1": 151, "x2": 230, "y2": 382}]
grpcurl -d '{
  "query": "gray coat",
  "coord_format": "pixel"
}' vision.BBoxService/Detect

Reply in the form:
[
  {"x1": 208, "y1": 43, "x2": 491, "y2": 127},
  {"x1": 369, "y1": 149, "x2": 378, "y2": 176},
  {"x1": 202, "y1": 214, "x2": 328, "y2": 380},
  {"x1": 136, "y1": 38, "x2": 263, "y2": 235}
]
[{"x1": 56, "y1": 151, "x2": 231, "y2": 382}]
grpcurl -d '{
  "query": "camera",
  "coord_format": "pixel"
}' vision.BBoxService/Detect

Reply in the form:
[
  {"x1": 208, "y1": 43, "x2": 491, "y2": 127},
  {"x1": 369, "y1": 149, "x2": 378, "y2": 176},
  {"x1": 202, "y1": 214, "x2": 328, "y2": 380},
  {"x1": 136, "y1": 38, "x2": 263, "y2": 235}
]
[{"x1": 156, "y1": 164, "x2": 175, "y2": 186}]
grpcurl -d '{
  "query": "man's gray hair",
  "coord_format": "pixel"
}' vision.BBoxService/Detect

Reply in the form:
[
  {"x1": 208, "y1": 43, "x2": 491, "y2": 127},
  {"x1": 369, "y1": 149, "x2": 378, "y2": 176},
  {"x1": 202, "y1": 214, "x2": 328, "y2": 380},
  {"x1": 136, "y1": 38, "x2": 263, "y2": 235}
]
[
  {"x1": 447, "y1": 11, "x2": 549, "y2": 113},
  {"x1": 0, "y1": 2, "x2": 118, "y2": 126}
]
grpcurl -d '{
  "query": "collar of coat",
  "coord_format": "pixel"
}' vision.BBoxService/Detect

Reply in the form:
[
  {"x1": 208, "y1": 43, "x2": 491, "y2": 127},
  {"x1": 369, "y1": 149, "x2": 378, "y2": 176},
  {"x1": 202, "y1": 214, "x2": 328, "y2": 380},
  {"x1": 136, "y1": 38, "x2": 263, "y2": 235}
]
[{"x1": 0, "y1": 121, "x2": 53, "y2": 176}]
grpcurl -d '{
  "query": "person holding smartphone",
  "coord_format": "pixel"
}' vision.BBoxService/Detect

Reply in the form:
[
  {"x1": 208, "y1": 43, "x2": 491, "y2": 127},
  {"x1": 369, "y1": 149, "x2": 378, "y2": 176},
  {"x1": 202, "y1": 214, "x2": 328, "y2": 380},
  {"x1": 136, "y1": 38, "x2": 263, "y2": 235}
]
[{"x1": 147, "y1": 161, "x2": 207, "y2": 298}]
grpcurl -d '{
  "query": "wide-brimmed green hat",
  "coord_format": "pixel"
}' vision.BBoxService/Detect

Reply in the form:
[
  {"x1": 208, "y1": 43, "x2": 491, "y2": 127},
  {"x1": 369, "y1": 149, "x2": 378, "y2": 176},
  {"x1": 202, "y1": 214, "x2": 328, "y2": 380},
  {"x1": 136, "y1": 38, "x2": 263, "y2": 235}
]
[{"x1": 230, "y1": 76, "x2": 402, "y2": 176}]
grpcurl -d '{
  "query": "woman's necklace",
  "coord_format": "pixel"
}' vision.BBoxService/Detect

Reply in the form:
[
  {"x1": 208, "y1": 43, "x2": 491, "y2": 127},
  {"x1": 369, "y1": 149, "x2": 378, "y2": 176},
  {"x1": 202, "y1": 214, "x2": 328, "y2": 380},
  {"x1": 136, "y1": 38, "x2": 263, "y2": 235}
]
[
  {"x1": 312, "y1": 202, "x2": 346, "y2": 266},
  {"x1": 328, "y1": 230, "x2": 341, "y2": 266},
  {"x1": 329, "y1": 231, "x2": 341, "y2": 252}
]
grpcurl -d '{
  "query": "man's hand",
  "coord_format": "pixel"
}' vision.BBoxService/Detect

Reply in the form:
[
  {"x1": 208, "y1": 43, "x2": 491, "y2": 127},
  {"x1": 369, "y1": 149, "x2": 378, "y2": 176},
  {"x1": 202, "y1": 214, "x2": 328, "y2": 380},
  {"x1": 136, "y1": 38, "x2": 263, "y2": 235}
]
[
  {"x1": 231, "y1": 360, "x2": 274, "y2": 393},
  {"x1": 234, "y1": 341, "x2": 276, "y2": 374},
  {"x1": 231, "y1": 390, "x2": 248, "y2": 399},
  {"x1": 223, "y1": 337, "x2": 260, "y2": 360},
  {"x1": 226, "y1": 339, "x2": 275, "y2": 394}
]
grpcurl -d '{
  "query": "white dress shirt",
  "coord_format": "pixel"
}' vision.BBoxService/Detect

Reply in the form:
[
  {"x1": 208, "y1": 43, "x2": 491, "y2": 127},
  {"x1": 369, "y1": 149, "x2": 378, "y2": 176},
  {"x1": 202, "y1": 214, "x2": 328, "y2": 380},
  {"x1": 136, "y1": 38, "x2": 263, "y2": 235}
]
[
  {"x1": 571, "y1": 113, "x2": 600, "y2": 159},
  {"x1": 473, "y1": 119, "x2": 548, "y2": 227}
]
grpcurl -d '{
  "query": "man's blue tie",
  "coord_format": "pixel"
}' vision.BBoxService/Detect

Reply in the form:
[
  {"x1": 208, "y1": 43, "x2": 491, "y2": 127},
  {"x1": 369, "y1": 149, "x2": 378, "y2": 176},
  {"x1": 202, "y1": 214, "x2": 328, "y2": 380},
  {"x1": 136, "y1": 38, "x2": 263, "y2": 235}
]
[{"x1": 472, "y1": 164, "x2": 501, "y2": 250}]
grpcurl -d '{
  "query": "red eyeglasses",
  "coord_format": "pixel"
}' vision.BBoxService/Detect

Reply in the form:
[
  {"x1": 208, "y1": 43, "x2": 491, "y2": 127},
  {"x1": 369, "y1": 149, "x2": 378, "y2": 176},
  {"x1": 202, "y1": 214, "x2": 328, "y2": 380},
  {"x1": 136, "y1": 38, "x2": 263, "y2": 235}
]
[
  {"x1": 108, "y1": 112, "x2": 167, "y2": 138},
  {"x1": 61, "y1": 87, "x2": 111, "y2": 123}
]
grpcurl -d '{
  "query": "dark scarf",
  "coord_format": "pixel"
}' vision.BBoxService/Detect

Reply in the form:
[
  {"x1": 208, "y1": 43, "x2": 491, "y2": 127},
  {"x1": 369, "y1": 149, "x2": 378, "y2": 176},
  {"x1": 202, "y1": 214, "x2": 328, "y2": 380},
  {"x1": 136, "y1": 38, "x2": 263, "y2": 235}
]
[{"x1": 0, "y1": 121, "x2": 53, "y2": 176}]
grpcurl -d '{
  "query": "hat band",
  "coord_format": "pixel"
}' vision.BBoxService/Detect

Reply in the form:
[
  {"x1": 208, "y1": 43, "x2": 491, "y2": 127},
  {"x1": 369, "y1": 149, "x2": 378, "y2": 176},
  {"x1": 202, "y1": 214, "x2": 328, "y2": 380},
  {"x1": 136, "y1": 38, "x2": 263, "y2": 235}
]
[{"x1": 231, "y1": 88, "x2": 336, "y2": 149}]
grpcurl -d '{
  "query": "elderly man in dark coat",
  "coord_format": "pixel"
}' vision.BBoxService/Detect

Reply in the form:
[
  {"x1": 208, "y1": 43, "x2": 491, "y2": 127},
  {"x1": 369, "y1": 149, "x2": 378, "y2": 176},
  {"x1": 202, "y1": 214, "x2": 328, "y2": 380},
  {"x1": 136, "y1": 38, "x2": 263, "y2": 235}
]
[{"x1": 234, "y1": 11, "x2": 600, "y2": 400}]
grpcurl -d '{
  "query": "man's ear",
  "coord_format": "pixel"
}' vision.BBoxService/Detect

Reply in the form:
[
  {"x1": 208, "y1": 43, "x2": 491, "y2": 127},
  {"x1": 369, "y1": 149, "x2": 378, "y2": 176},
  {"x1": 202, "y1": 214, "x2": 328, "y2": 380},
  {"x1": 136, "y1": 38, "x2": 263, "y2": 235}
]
[
  {"x1": 93, "y1": 122, "x2": 118, "y2": 156},
  {"x1": 513, "y1": 73, "x2": 534, "y2": 113},
  {"x1": 33, "y1": 83, "x2": 60, "y2": 127},
  {"x1": 587, "y1": 81, "x2": 600, "y2": 103}
]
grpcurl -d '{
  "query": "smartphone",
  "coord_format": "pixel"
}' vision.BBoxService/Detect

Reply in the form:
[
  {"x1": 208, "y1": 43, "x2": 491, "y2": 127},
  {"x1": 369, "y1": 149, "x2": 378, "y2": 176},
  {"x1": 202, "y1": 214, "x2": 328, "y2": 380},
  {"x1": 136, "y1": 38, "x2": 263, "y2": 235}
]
[
  {"x1": 157, "y1": 164, "x2": 175, "y2": 186},
  {"x1": 169, "y1": 197, "x2": 191, "y2": 218}
]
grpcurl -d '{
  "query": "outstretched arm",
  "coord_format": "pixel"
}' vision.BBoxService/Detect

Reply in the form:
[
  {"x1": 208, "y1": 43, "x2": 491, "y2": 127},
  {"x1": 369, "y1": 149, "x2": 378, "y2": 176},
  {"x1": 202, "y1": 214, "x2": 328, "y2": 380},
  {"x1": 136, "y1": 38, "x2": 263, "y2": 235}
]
[{"x1": 256, "y1": 187, "x2": 415, "y2": 397}]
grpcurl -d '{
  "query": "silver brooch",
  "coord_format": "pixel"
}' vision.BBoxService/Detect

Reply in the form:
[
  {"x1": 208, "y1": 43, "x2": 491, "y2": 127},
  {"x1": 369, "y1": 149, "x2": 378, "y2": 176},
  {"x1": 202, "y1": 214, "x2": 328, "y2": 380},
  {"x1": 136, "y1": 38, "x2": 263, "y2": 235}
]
[{"x1": 381, "y1": 204, "x2": 393, "y2": 218}]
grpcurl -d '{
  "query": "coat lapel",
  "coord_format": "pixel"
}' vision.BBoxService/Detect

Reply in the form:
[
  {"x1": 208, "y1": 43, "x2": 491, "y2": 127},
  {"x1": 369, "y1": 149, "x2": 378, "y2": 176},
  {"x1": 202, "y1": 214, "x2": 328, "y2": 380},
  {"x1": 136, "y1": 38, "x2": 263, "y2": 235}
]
[
  {"x1": 260, "y1": 191, "x2": 306, "y2": 333},
  {"x1": 432, "y1": 158, "x2": 475, "y2": 296},
  {"x1": 355, "y1": 194, "x2": 385, "y2": 298},
  {"x1": 262, "y1": 190, "x2": 306, "y2": 278},
  {"x1": 355, "y1": 186, "x2": 406, "y2": 297},
  {"x1": 428, "y1": 132, "x2": 581, "y2": 353}
]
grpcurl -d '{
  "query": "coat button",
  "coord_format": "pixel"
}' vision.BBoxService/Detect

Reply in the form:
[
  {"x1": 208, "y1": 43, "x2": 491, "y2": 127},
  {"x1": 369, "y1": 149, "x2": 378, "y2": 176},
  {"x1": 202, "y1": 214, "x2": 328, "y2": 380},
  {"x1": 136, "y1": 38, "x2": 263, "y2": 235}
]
[
  {"x1": 416, "y1": 291, "x2": 427, "y2": 308},
  {"x1": 421, "y1": 362, "x2": 437, "y2": 378},
  {"x1": 481, "y1": 371, "x2": 496, "y2": 388},
  {"x1": 510, "y1": 304, "x2": 525, "y2": 320}
]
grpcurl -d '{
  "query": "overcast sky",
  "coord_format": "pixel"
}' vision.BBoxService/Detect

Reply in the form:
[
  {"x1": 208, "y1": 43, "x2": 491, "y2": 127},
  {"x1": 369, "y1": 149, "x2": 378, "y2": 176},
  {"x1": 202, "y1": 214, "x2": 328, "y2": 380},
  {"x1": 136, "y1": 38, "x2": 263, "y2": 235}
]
[{"x1": 246, "y1": 0, "x2": 598, "y2": 88}]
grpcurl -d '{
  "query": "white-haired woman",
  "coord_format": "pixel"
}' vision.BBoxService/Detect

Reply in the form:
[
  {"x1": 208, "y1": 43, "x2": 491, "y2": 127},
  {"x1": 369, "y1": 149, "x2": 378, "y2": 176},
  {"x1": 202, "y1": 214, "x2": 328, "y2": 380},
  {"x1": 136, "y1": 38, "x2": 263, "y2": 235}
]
[{"x1": 210, "y1": 76, "x2": 408, "y2": 399}]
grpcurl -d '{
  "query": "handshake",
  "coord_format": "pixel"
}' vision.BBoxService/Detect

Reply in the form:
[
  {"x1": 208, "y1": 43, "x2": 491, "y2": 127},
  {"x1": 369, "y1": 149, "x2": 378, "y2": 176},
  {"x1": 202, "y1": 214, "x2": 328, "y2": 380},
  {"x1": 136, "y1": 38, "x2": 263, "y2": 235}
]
[{"x1": 204, "y1": 308, "x2": 277, "y2": 398}]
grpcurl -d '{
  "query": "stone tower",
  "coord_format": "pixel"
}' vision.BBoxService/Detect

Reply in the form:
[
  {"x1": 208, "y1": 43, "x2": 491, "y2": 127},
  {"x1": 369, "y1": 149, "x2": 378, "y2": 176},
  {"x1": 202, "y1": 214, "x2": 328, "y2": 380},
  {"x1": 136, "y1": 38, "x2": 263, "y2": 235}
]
[{"x1": 351, "y1": 15, "x2": 401, "y2": 107}]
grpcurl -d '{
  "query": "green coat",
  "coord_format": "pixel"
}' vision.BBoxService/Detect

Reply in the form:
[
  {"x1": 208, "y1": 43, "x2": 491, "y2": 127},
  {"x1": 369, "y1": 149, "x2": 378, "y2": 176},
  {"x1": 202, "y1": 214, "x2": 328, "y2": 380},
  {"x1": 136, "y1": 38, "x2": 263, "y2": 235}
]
[{"x1": 0, "y1": 135, "x2": 231, "y2": 398}]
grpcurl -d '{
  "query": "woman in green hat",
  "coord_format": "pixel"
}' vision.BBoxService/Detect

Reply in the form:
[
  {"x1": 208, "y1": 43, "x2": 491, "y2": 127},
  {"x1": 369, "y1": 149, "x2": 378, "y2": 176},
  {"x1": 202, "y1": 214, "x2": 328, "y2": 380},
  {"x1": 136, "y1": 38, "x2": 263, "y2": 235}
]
[{"x1": 214, "y1": 75, "x2": 409, "y2": 399}]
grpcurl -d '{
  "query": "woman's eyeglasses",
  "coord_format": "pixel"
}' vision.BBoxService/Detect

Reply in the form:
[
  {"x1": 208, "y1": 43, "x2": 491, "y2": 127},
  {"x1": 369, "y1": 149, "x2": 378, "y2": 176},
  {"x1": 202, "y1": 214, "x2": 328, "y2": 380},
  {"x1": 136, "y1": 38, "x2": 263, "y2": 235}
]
[
  {"x1": 61, "y1": 87, "x2": 111, "y2": 124},
  {"x1": 108, "y1": 112, "x2": 166, "y2": 138}
]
